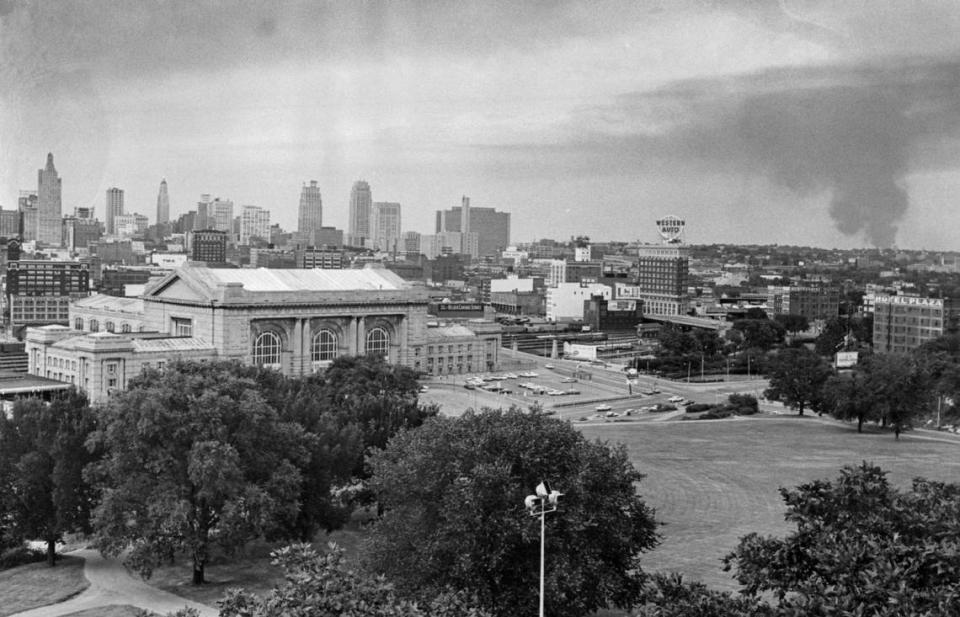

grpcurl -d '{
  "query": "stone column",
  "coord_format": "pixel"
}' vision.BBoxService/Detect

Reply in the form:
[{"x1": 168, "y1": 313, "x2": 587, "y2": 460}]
[
  {"x1": 356, "y1": 316, "x2": 366, "y2": 355},
  {"x1": 291, "y1": 318, "x2": 303, "y2": 375},
  {"x1": 348, "y1": 317, "x2": 358, "y2": 355}
]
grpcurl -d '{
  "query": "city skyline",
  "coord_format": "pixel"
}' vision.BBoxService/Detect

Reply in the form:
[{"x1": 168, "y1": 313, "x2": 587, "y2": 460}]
[{"x1": 4, "y1": 2, "x2": 960, "y2": 249}]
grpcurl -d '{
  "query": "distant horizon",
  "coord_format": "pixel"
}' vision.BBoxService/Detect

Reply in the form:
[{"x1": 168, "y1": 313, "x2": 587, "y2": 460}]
[{"x1": 4, "y1": 2, "x2": 960, "y2": 251}]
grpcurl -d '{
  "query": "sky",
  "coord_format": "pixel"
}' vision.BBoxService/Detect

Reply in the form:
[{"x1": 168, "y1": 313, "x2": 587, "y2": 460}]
[{"x1": 2, "y1": 0, "x2": 960, "y2": 250}]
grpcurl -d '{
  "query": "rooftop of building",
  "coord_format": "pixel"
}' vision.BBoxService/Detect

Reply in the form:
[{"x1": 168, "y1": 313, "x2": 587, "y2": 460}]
[
  {"x1": 144, "y1": 264, "x2": 428, "y2": 305},
  {"x1": 72, "y1": 294, "x2": 144, "y2": 314}
]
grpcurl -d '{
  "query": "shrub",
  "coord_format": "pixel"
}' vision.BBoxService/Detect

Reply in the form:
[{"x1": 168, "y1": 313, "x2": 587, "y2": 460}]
[
  {"x1": 0, "y1": 545, "x2": 45, "y2": 570},
  {"x1": 728, "y1": 393, "x2": 759, "y2": 414},
  {"x1": 685, "y1": 403, "x2": 712, "y2": 413},
  {"x1": 699, "y1": 408, "x2": 734, "y2": 420}
]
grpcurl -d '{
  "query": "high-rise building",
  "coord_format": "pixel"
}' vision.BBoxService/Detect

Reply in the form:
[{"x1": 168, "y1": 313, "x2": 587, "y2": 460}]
[
  {"x1": 37, "y1": 153, "x2": 63, "y2": 246},
  {"x1": 0, "y1": 206, "x2": 23, "y2": 239},
  {"x1": 435, "y1": 200, "x2": 510, "y2": 259},
  {"x1": 105, "y1": 187, "x2": 124, "y2": 235},
  {"x1": 348, "y1": 180, "x2": 372, "y2": 245},
  {"x1": 210, "y1": 198, "x2": 234, "y2": 233},
  {"x1": 372, "y1": 202, "x2": 401, "y2": 252},
  {"x1": 298, "y1": 180, "x2": 323, "y2": 233},
  {"x1": 114, "y1": 213, "x2": 149, "y2": 237},
  {"x1": 240, "y1": 205, "x2": 270, "y2": 245},
  {"x1": 18, "y1": 191, "x2": 38, "y2": 243},
  {"x1": 402, "y1": 231, "x2": 421, "y2": 258},
  {"x1": 6, "y1": 260, "x2": 90, "y2": 329},
  {"x1": 190, "y1": 230, "x2": 228, "y2": 263},
  {"x1": 636, "y1": 244, "x2": 689, "y2": 315},
  {"x1": 195, "y1": 194, "x2": 212, "y2": 231},
  {"x1": 873, "y1": 295, "x2": 959, "y2": 354},
  {"x1": 156, "y1": 178, "x2": 170, "y2": 225}
]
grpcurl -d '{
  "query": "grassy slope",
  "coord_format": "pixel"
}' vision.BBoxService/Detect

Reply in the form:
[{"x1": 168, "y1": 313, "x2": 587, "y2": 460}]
[
  {"x1": 0, "y1": 555, "x2": 88, "y2": 616},
  {"x1": 581, "y1": 416, "x2": 960, "y2": 590}
]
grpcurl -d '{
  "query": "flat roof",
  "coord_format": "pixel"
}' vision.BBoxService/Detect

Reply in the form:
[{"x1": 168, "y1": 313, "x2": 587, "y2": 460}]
[{"x1": 192, "y1": 267, "x2": 407, "y2": 292}]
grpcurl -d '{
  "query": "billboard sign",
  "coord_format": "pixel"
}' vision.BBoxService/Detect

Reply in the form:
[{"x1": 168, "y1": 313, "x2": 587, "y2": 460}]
[{"x1": 835, "y1": 351, "x2": 859, "y2": 368}]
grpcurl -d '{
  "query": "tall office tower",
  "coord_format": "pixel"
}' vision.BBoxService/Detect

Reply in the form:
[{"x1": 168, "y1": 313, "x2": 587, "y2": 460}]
[
  {"x1": 635, "y1": 220, "x2": 691, "y2": 316},
  {"x1": 18, "y1": 191, "x2": 38, "y2": 242},
  {"x1": 461, "y1": 195, "x2": 470, "y2": 238},
  {"x1": 37, "y1": 153, "x2": 63, "y2": 246},
  {"x1": 348, "y1": 180, "x2": 372, "y2": 245},
  {"x1": 240, "y1": 205, "x2": 270, "y2": 245},
  {"x1": 105, "y1": 187, "x2": 125, "y2": 235},
  {"x1": 298, "y1": 180, "x2": 323, "y2": 233},
  {"x1": 195, "y1": 194, "x2": 212, "y2": 230},
  {"x1": 156, "y1": 178, "x2": 170, "y2": 225},
  {"x1": 210, "y1": 198, "x2": 234, "y2": 232},
  {"x1": 371, "y1": 202, "x2": 401, "y2": 252},
  {"x1": 435, "y1": 200, "x2": 510, "y2": 259}
]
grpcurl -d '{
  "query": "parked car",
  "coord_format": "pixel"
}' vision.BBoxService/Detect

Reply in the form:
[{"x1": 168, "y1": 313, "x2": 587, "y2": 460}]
[
  {"x1": 668, "y1": 395, "x2": 684, "y2": 403},
  {"x1": 544, "y1": 363, "x2": 555, "y2": 369},
  {"x1": 561, "y1": 377, "x2": 578, "y2": 383},
  {"x1": 595, "y1": 404, "x2": 612, "y2": 412}
]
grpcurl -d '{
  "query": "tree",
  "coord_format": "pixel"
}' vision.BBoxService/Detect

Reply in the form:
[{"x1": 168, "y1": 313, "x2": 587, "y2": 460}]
[
  {"x1": 362, "y1": 408, "x2": 659, "y2": 617},
  {"x1": 724, "y1": 463, "x2": 960, "y2": 615},
  {"x1": 732, "y1": 319, "x2": 785, "y2": 351},
  {"x1": 858, "y1": 353, "x2": 931, "y2": 438},
  {"x1": 773, "y1": 313, "x2": 809, "y2": 335},
  {"x1": 764, "y1": 347, "x2": 832, "y2": 416},
  {"x1": 0, "y1": 390, "x2": 99, "y2": 565},
  {"x1": 312, "y1": 355, "x2": 437, "y2": 476},
  {"x1": 820, "y1": 372, "x2": 877, "y2": 432},
  {"x1": 216, "y1": 544, "x2": 491, "y2": 617},
  {"x1": 87, "y1": 361, "x2": 313, "y2": 584}
]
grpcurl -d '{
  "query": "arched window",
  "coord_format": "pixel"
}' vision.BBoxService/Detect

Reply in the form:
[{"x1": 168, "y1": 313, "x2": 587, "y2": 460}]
[
  {"x1": 121, "y1": 323, "x2": 131, "y2": 333},
  {"x1": 105, "y1": 321, "x2": 115, "y2": 333},
  {"x1": 74, "y1": 317, "x2": 83, "y2": 330},
  {"x1": 89, "y1": 319, "x2": 99, "y2": 332},
  {"x1": 253, "y1": 331, "x2": 282, "y2": 367},
  {"x1": 311, "y1": 329, "x2": 338, "y2": 362},
  {"x1": 365, "y1": 327, "x2": 389, "y2": 357}
]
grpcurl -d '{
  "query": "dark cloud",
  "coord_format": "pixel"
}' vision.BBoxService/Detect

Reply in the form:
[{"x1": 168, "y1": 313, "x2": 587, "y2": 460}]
[{"x1": 552, "y1": 60, "x2": 960, "y2": 247}]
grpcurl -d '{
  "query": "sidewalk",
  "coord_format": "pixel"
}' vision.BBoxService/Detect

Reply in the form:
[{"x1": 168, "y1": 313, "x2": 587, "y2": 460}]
[{"x1": 12, "y1": 550, "x2": 217, "y2": 617}]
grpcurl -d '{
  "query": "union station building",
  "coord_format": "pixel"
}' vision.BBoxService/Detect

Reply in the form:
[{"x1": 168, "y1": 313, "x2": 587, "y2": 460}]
[{"x1": 26, "y1": 265, "x2": 502, "y2": 403}]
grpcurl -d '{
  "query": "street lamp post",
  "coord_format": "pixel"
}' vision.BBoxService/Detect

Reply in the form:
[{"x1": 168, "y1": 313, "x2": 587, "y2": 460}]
[{"x1": 525, "y1": 482, "x2": 562, "y2": 617}]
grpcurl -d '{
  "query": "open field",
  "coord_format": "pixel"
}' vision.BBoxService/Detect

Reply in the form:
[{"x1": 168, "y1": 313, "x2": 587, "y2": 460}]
[
  {"x1": 0, "y1": 555, "x2": 87, "y2": 616},
  {"x1": 580, "y1": 415, "x2": 960, "y2": 591}
]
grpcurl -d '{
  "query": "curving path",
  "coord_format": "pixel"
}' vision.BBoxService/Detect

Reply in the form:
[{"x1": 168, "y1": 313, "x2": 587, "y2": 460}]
[{"x1": 11, "y1": 550, "x2": 217, "y2": 617}]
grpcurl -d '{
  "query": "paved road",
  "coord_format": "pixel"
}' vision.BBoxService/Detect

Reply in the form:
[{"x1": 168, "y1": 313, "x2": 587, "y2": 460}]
[{"x1": 12, "y1": 550, "x2": 217, "y2": 617}]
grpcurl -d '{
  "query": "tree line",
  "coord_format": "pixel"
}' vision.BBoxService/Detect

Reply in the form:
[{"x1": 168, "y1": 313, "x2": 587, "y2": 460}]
[
  {"x1": 764, "y1": 333, "x2": 960, "y2": 435},
  {"x1": 3, "y1": 355, "x2": 960, "y2": 616}
]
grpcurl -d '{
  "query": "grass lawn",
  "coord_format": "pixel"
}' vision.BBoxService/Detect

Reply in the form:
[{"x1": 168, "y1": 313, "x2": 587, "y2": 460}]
[
  {"x1": 0, "y1": 555, "x2": 88, "y2": 616},
  {"x1": 147, "y1": 525, "x2": 367, "y2": 607},
  {"x1": 580, "y1": 415, "x2": 960, "y2": 591}
]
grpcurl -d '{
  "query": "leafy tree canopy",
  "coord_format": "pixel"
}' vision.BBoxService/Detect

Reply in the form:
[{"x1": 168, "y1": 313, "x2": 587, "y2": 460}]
[
  {"x1": 362, "y1": 408, "x2": 659, "y2": 617},
  {"x1": 725, "y1": 463, "x2": 960, "y2": 616},
  {"x1": 216, "y1": 544, "x2": 491, "y2": 617},
  {"x1": 87, "y1": 361, "x2": 314, "y2": 584},
  {"x1": 0, "y1": 390, "x2": 98, "y2": 565},
  {"x1": 764, "y1": 347, "x2": 832, "y2": 416}
]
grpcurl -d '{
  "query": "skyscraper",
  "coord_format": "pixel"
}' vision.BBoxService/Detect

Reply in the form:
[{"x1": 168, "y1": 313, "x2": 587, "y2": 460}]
[
  {"x1": 372, "y1": 202, "x2": 402, "y2": 252},
  {"x1": 298, "y1": 180, "x2": 323, "y2": 233},
  {"x1": 105, "y1": 187, "x2": 125, "y2": 235},
  {"x1": 348, "y1": 180, "x2": 372, "y2": 246},
  {"x1": 435, "y1": 199, "x2": 510, "y2": 259},
  {"x1": 156, "y1": 178, "x2": 170, "y2": 225},
  {"x1": 240, "y1": 205, "x2": 270, "y2": 245},
  {"x1": 210, "y1": 198, "x2": 234, "y2": 233},
  {"x1": 37, "y1": 153, "x2": 62, "y2": 246}
]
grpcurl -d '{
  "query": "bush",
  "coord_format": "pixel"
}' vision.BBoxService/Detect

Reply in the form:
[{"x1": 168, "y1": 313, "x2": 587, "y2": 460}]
[
  {"x1": 685, "y1": 403, "x2": 712, "y2": 413},
  {"x1": 727, "y1": 393, "x2": 759, "y2": 414},
  {"x1": 735, "y1": 406, "x2": 758, "y2": 416},
  {"x1": 0, "y1": 545, "x2": 45, "y2": 570},
  {"x1": 699, "y1": 408, "x2": 734, "y2": 420}
]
